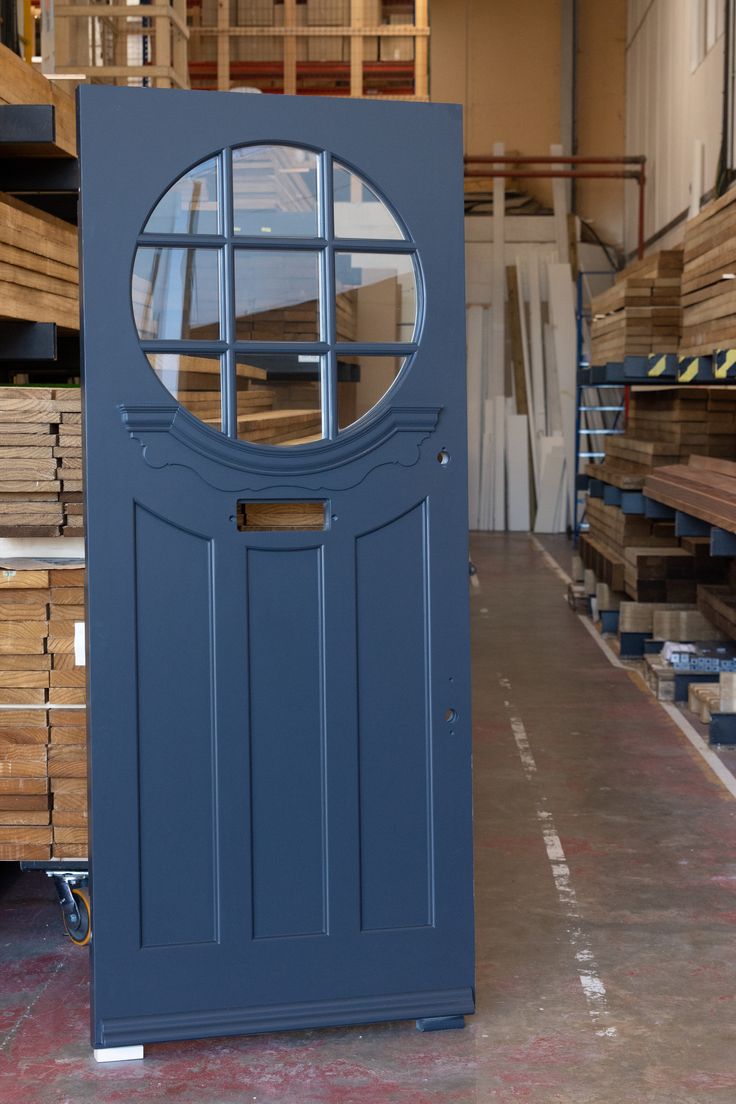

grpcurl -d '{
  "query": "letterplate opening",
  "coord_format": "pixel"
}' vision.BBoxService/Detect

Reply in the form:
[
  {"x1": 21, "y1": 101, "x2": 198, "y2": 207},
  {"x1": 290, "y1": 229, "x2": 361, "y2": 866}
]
[{"x1": 237, "y1": 501, "x2": 327, "y2": 532}]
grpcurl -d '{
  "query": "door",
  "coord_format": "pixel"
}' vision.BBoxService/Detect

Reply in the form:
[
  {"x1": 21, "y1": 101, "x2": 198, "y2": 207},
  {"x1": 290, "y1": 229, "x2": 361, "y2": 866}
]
[{"x1": 78, "y1": 86, "x2": 473, "y2": 1050}]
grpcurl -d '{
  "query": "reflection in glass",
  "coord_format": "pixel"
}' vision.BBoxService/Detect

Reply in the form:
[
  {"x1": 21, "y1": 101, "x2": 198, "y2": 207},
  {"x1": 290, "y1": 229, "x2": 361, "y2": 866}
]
[
  {"x1": 335, "y1": 253, "x2": 416, "y2": 344},
  {"x1": 147, "y1": 353, "x2": 222, "y2": 431},
  {"x1": 232, "y1": 146, "x2": 319, "y2": 237},
  {"x1": 235, "y1": 353, "x2": 323, "y2": 446},
  {"x1": 333, "y1": 162, "x2": 404, "y2": 240},
  {"x1": 337, "y1": 355, "x2": 405, "y2": 430},
  {"x1": 235, "y1": 250, "x2": 321, "y2": 341},
  {"x1": 143, "y1": 157, "x2": 220, "y2": 235},
  {"x1": 133, "y1": 248, "x2": 220, "y2": 340}
]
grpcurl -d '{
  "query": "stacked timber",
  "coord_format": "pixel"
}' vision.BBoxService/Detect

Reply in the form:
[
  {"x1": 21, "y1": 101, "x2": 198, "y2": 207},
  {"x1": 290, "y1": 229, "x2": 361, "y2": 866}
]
[
  {"x1": 0, "y1": 43, "x2": 76, "y2": 159},
  {"x1": 0, "y1": 563, "x2": 86, "y2": 860},
  {"x1": 0, "y1": 194, "x2": 78, "y2": 331},
  {"x1": 590, "y1": 251, "x2": 683, "y2": 366},
  {"x1": 645, "y1": 455, "x2": 736, "y2": 531},
  {"x1": 698, "y1": 584, "x2": 736, "y2": 640},
  {"x1": 627, "y1": 388, "x2": 736, "y2": 460},
  {"x1": 583, "y1": 389, "x2": 735, "y2": 605},
  {"x1": 587, "y1": 388, "x2": 736, "y2": 493},
  {"x1": 0, "y1": 387, "x2": 83, "y2": 538},
  {"x1": 681, "y1": 189, "x2": 736, "y2": 356}
]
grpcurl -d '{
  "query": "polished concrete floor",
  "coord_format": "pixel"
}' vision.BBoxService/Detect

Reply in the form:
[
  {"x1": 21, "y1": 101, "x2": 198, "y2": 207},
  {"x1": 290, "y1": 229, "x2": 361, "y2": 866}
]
[{"x1": 2, "y1": 532, "x2": 736, "y2": 1103}]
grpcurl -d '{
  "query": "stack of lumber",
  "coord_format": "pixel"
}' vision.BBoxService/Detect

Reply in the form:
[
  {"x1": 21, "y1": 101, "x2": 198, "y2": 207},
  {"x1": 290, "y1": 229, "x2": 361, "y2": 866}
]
[
  {"x1": 627, "y1": 388, "x2": 736, "y2": 460},
  {"x1": 0, "y1": 387, "x2": 83, "y2": 537},
  {"x1": 586, "y1": 497, "x2": 674, "y2": 551},
  {"x1": 0, "y1": 563, "x2": 86, "y2": 860},
  {"x1": 0, "y1": 193, "x2": 78, "y2": 331},
  {"x1": 590, "y1": 250, "x2": 683, "y2": 366},
  {"x1": 652, "y1": 608, "x2": 722, "y2": 641},
  {"x1": 586, "y1": 388, "x2": 736, "y2": 494},
  {"x1": 619, "y1": 601, "x2": 698, "y2": 635},
  {"x1": 623, "y1": 546, "x2": 698, "y2": 603},
  {"x1": 0, "y1": 43, "x2": 76, "y2": 158},
  {"x1": 698, "y1": 584, "x2": 736, "y2": 640},
  {"x1": 645, "y1": 455, "x2": 736, "y2": 531},
  {"x1": 681, "y1": 188, "x2": 736, "y2": 356}
]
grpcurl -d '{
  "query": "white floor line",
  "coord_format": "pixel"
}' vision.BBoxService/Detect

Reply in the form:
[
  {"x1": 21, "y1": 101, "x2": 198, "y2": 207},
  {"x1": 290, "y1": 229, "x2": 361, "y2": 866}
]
[
  {"x1": 657, "y1": 699, "x2": 736, "y2": 802},
  {"x1": 529, "y1": 534, "x2": 573, "y2": 586},
  {"x1": 576, "y1": 614, "x2": 624, "y2": 669},
  {"x1": 501, "y1": 676, "x2": 617, "y2": 1039},
  {"x1": 530, "y1": 535, "x2": 736, "y2": 803}
]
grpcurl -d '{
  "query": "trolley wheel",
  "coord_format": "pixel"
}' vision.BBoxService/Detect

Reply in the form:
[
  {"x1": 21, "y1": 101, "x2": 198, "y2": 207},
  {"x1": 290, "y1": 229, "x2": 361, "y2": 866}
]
[{"x1": 63, "y1": 887, "x2": 91, "y2": 946}]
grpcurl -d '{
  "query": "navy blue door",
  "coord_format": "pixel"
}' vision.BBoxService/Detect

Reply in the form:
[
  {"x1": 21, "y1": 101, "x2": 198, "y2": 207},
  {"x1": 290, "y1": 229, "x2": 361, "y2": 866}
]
[{"x1": 78, "y1": 86, "x2": 473, "y2": 1049}]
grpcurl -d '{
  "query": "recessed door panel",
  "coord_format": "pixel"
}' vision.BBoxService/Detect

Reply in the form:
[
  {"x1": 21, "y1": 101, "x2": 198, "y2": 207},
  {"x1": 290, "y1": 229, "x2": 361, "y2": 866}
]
[
  {"x1": 356, "y1": 502, "x2": 433, "y2": 932},
  {"x1": 134, "y1": 505, "x2": 218, "y2": 949},
  {"x1": 247, "y1": 547, "x2": 327, "y2": 940}
]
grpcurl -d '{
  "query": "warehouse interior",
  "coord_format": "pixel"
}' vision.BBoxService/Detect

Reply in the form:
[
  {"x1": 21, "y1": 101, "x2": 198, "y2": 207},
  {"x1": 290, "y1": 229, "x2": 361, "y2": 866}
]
[{"x1": 4, "y1": 1, "x2": 736, "y2": 1101}]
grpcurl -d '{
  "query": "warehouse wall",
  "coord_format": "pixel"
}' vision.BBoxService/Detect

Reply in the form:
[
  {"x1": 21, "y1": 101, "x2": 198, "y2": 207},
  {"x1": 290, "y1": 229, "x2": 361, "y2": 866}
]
[
  {"x1": 430, "y1": 0, "x2": 627, "y2": 248},
  {"x1": 624, "y1": 0, "x2": 726, "y2": 255}
]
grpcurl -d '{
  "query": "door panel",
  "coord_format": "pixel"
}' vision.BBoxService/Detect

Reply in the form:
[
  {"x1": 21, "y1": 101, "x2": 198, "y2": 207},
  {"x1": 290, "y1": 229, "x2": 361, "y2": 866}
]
[
  {"x1": 134, "y1": 505, "x2": 218, "y2": 950},
  {"x1": 356, "y1": 500, "x2": 433, "y2": 933},
  {"x1": 79, "y1": 86, "x2": 474, "y2": 1049},
  {"x1": 247, "y1": 546, "x2": 327, "y2": 941}
]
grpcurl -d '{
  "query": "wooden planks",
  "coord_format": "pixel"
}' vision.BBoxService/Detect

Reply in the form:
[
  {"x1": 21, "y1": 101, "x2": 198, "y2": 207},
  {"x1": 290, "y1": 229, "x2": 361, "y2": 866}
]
[
  {"x1": 681, "y1": 189, "x2": 736, "y2": 355},
  {"x1": 0, "y1": 196, "x2": 79, "y2": 330},
  {"x1": 0, "y1": 44, "x2": 76, "y2": 157},
  {"x1": 0, "y1": 564, "x2": 87, "y2": 860},
  {"x1": 590, "y1": 251, "x2": 683, "y2": 365},
  {"x1": 0, "y1": 387, "x2": 83, "y2": 538},
  {"x1": 645, "y1": 455, "x2": 736, "y2": 534}
]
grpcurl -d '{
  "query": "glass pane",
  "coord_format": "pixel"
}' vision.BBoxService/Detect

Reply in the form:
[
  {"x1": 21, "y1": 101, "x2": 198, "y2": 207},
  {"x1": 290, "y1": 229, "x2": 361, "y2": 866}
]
[
  {"x1": 335, "y1": 253, "x2": 416, "y2": 343},
  {"x1": 143, "y1": 157, "x2": 220, "y2": 235},
  {"x1": 232, "y1": 146, "x2": 319, "y2": 237},
  {"x1": 333, "y1": 162, "x2": 404, "y2": 240},
  {"x1": 132, "y1": 248, "x2": 220, "y2": 340},
  {"x1": 235, "y1": 353, "x2": 323, "y2": 446},
  {"x1": 146, "y1": 353, "x2": 222, "y2": 431},
  {"x1": 235, "y1": 250, "x2": 321, "y2": 341},
  {"x1": 337, "y1": 355, "x2": 406, "y2": 430}
]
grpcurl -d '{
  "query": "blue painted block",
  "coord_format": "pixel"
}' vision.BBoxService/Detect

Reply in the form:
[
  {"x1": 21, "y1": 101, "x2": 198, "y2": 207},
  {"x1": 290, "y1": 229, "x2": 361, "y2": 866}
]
[
  {"x1": 619, "y1": 631, "x2": 651, "y2": 658},
  {"x1": 620, "y1": 492, "x2": 645, "y2": 515},
  {"x1": 710, "y1": 528, "x2": 736, "y2": 556},
  {"x1": 644, "y1": 497, "x2": 674, "y2": 520},
  {"x1": 710, "y1": 714, "x2": 736, "y2": 746},
  {"x1": 603, "y1": 484, "x2": 622, "y2": 506},
  {"x1": 675, "y1": 511, "x2": 710, "y2": 538},
  {"x1": 599, "y1": 609, "x2": 619, "y2": 634}
]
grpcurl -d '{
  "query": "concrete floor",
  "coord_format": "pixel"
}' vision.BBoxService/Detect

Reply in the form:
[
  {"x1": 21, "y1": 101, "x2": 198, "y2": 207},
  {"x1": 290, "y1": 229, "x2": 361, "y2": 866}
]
[{"x1": 2, "y1": 532, "x2": 736, "y2": 1102}]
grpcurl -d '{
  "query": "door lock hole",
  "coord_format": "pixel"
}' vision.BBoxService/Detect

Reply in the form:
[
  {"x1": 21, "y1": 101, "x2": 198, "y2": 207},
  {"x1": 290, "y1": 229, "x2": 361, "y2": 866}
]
[
  {"x1": 437, "y1": 450, "x2": 450, "y2": 465},
  {"x1": 444, "y1": 708, "x2": 458, "y2": 723}
]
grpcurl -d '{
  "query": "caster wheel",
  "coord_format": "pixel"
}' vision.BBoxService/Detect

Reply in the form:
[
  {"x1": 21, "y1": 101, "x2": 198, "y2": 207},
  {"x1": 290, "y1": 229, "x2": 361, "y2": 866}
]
[{"x1": 63, "y1": 887, "x2": 91, "y2": 946}]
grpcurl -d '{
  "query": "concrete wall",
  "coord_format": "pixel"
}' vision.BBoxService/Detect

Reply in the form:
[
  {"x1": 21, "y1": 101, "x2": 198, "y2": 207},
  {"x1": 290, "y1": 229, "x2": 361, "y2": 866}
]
[
  {"x1": 430, "y1": 0, "x2": 628, "y2": 249},
  {"x1": 625, "y1": 0, "x2": 725, "y2": 255}
]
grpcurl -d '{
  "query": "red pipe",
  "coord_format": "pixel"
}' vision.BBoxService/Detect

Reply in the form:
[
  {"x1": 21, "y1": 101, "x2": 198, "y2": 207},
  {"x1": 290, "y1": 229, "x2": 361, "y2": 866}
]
[{"x1": 465, "y1": 165, "x2": 647, "y2": 260}]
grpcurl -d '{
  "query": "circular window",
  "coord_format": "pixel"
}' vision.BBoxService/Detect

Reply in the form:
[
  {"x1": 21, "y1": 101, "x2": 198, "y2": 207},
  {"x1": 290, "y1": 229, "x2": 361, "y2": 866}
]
[{"x1": 131, "y1": 146, "x2": 420, "y2": 447}]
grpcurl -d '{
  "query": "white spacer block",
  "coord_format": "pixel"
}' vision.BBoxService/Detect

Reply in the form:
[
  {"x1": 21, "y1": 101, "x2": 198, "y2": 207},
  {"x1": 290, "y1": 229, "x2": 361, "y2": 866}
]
[{"x1": 93, "y1": 1046, "x2": 144, "y2": 1063}]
